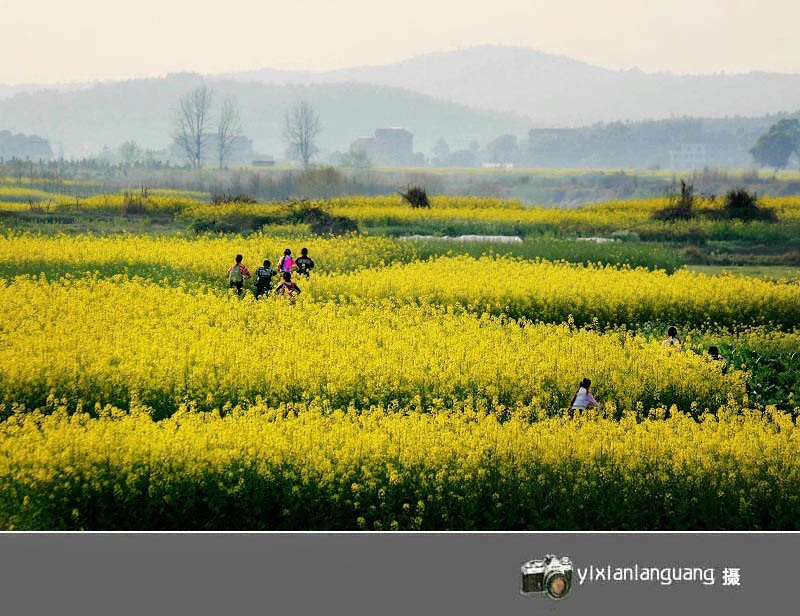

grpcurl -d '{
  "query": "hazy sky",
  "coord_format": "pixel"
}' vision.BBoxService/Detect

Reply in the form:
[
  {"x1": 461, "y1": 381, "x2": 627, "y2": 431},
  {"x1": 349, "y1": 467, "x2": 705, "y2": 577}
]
[{"x1": 1, "y1": 0, "x2": 798, "y2": 83}]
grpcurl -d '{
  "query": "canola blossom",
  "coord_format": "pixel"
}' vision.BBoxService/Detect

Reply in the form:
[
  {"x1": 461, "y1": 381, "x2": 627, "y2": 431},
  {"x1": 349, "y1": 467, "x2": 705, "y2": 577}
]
[
  {"x1": 1, "y1": 405, "x2": 798, "y2": 530},
  {"x1": 0, "y1": 231, "x2": 415, "y2": 280},
  {"x1": 0, "y1": 277, "x2": 742, "y2": 417},
  {"x1": 310, "y1": 255, "x2": 800, "y2": 327},
  {"x1": 2, "y1": 234, "x2": 798, "y2": 327},
  {"x1": 2, "y1": 194, "x2": 799, "y2": 531}
]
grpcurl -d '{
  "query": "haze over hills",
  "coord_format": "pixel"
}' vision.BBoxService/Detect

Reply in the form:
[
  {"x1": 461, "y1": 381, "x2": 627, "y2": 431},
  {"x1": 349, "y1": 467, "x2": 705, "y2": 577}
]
[
  {"x1": 0, "y1": 74, "x2": 528, "y2": 157},
  {"x1": 226, "y1": 45, "x2": 800, "y2": 125},
  {"x1": 1, "y1": 45, "x2": 799, "y2": 161}
]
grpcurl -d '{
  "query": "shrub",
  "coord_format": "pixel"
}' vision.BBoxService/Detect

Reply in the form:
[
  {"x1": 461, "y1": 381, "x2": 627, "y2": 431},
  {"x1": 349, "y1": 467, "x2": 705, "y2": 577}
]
[
  {"x1": 211, "y1": 193, "x2": 258, "y2": 205},
  {"x1": 122, "y1": 191, "x2": 147, "y2": 215},
  {"x1": 284, "y1": 201, "x2": 358, "y2": 235},
  {"x1": 652, "y1": 180, "x2": 696, "y2": 221},
  {"x1": 723, "y1": 188, "x2": 777, "y2": 222},
  {"x1": 400, "y1": 186, "x2": 430, "y2": 208}
]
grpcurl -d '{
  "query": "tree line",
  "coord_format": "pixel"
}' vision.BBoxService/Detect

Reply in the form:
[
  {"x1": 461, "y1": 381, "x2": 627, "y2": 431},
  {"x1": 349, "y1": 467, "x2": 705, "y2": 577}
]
[{"x1": 173, "y1": 85, "x2": 321, "y2": 169}]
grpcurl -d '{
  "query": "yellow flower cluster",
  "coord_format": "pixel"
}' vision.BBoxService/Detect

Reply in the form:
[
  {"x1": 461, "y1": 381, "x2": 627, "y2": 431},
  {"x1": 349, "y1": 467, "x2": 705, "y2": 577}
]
[
  {"x1": 0, "y1": 277, "x2": 743, "y2": 416},
  {"x1": 310, "y1": 255, "x2": 800, "y2": 327},
  {"x1": 1, "y1": 404, "x2": 797, "y2": 530},
  {"x1": 3, "y1": 234, "x2": 797, "y2": 327},
  {"x1": 0, "y1": 231, "x2": 416, "y2": 279}
]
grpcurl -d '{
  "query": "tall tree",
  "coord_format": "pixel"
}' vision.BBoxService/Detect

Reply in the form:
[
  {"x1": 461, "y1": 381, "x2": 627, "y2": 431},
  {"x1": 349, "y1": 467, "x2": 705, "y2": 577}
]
[
  {"x1": 486, "y1": 134, "x2": 519, "y2": 164},
  {"x1": 432, "y1": 138, "x2": 450, "y2": 160},
  {"x1": 174, "y1": 85, "x2": 214, "y2": 168},
  {"x1": 118, "y1": 140, "x2": 142, "y2": 166},
  {"x1": 283, "y1": 101, "x2": 321, "y2": 167},
  {"x1": 216, "y1": 97, "x2": 241, "y2": 169},
  {"x1": 750, "y1": 118, "x2": 800, "y2": 170}
]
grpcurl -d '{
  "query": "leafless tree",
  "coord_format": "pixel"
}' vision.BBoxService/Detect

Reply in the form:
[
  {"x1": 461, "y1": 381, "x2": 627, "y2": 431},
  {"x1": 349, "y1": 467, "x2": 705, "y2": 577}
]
[
  {"x1": 216, "y1": 97, "x2": 241, "y2": 169},
  {"x1": 283, "y1": 100, "x2": 321, "y2": 167},
  {"x1": 118, "y1": 140, "x2": 142, "y2": 166},
  {"x1": 174, "y1": 85, "x2": 214, "y2": 168}
]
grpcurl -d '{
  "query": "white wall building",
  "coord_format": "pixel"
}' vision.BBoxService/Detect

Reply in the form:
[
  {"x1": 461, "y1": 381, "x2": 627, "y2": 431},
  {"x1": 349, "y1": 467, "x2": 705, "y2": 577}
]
[{"x1": 670, "y1": 144, "x2": 706, "y2": 170}]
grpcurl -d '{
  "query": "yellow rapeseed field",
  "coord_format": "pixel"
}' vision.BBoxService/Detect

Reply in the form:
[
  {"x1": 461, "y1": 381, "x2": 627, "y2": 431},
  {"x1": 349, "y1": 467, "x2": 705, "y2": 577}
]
[
  {"x1": 2, "y1": 194, "x2": 799, "y2": 530},
  {"x1": 0, "y1": 277, "x2": 742, "y2": 416},
  {"x1": 0, "y1": 404, "x2": 797, "y2": 530}
]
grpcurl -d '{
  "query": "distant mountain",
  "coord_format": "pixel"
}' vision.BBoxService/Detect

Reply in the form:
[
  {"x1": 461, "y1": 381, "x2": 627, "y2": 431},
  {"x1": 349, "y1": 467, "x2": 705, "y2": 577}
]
[
  {"x1": 226, "y1": 45, "x2": 800, "y2": 125},
  {"x1": 0, "y1": 74, "x2": 528, "y2": 157},
  {"x1": 0, "y1": 82, "x2": 92, "y2": 101}
]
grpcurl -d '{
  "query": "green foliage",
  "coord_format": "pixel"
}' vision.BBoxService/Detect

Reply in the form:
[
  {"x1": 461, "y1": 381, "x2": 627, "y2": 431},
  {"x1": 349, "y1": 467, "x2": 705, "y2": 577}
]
[
  {"x1": 652, "y1": 180, "x2": 696, "y2": 221},
  {"x1": 750, "y1": 119, "x2": 800, "y2": 170},
  {"x1": 284, "y1": 202, "x2": 358, "y2": 235},
  {"x1": 722, "y1": 188, "x2": 777, "y2": 222},
  {"x1": 399, "y1": 186, "x2": 430, "y2": 208}
]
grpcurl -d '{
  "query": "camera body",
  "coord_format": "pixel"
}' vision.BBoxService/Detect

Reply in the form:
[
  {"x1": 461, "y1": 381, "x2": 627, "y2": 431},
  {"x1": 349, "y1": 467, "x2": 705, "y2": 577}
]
[{"x1": 521, "y1": 554, "x2": 573, "y2": 599}]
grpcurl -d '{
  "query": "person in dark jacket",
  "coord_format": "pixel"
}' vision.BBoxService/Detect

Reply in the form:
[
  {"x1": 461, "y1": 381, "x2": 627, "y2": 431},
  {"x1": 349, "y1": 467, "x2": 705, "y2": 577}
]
[
  {"x1": 295, "y1": 247, "x2": 315, "y2": 277},
  {"x1": 254, "y1": 260, "x2": 276, "y2": 298}
]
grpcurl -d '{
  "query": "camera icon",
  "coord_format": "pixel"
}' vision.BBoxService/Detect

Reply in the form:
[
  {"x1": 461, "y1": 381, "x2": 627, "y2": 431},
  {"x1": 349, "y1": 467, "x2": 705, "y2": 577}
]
[{"x1": 521, "y1": 555, "x2": 573, "y2": 600}]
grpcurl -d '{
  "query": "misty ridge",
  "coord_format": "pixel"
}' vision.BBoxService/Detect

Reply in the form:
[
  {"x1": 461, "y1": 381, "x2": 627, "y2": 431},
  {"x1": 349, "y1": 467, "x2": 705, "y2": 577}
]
[{"x1": 1, "y1": 45, "x2": 799, "y2": 168}]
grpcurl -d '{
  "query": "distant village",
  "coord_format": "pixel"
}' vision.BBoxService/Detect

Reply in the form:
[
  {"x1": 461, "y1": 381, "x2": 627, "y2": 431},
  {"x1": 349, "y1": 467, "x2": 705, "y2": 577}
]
[{"x1": 1, "y1": 119, "x2": 794, "y2": 171}]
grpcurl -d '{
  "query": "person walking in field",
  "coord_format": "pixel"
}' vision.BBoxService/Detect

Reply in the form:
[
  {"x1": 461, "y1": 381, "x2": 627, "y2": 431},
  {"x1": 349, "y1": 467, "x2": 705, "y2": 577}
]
[
  {"x1": 662, "y1": 326, "x2": 682, "y2": 347},
  {"x1": 295, "y1": 247, "x2": 315, "y2": 278},
  {"x1": 568, "y1": 378, "x2": 602, "y2": 417},
  {"x1": 278, "y1": 248, "x2": 295, "y2": 275},
  {"x1": 227, "y1": 254, "x2": 251, "y2": 296},
  {"x1": 707, "y1": 345, "x2": 729, "y2": 374},
  {"x1": 274, "y1": 271, "x2": 301, "y2": 302},
  {"x1": 254, "y1": 259, "x2": 277, "y2": 299}
]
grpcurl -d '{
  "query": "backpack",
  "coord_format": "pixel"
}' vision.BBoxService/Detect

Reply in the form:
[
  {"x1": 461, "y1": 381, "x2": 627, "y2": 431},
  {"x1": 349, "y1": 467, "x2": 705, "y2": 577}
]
[
  {"x1": 256, "y1": 266, "x2": 273, "y2": 285},
  {"x1": 229, "y1": 264, "x2": 243, "y2": 283},
  {"x1": 279, "y1": 256, "x2": 294, "y2": 272}
]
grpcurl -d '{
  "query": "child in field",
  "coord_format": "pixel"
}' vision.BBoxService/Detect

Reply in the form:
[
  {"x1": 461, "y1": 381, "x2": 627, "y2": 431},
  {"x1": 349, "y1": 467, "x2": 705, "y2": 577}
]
[
  {"x1": 663, "y1": 326, "x2": 682, "y2": 347},
  {"x1": 295, "y1": 247, "x2": 315, "y2": 277},
  {"x1": 274, "y1": 271, "x2": 301, "y2": 302},
  {"x1": 254, "y1": 259, "x2": 276, "y2": 299},
  {"x1": 278, "y1": 248, "x2": 295, "y2": 274},
  {"x1": 568, "y1": 378, "x2": 602, "y2": 416},
  {"x1": 226, "y1": 254, "x2": 251, "y2": 296},
  {"x1": 707, "y1": 345, "x2": 729, "y2": 374}
]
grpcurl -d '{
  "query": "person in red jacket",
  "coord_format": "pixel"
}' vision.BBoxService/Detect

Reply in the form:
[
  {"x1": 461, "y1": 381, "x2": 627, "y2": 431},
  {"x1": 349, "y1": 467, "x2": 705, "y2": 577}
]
[{"x1": 226, "y1": 254, "x2": 251, "y2": 296}]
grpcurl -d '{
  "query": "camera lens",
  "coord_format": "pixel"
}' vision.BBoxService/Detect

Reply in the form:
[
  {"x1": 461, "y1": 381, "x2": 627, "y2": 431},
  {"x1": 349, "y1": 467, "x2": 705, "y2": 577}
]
[{"x1": 546, "y1": 573, "x2": 570, "y2": 599}]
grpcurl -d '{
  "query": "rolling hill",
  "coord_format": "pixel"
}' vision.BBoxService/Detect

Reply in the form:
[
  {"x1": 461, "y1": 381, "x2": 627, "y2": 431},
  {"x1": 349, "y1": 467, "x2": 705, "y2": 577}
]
[
  {"x1": 227, "y1": 45, "x2": 800, "y2": 126},
  {"x1": 0, "y1": 73, "x2": 528, "y2": 157}
]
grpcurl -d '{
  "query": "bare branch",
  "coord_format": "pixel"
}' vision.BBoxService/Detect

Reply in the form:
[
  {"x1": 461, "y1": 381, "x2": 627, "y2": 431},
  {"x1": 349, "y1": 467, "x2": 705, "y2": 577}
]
[
  {"x1": 173, "y1": 84, "x2": 214, "y2": 168},
  {"x1": 216, "y1": 97, "x2": 241, "y2": 169},
  {"x1": 283, "y1": 100, "x2": 321, "y2": 167}
]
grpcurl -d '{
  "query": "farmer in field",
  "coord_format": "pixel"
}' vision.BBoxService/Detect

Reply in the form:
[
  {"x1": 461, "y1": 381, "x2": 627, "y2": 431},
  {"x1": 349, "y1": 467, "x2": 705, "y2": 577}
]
[
  {"x1": 254, "y1": 259, "x2": 276, "y2": 299},
  {"x1": 568, "y1": 378, "x2": 602, "y2": 417},
  {"x1": 227, "y1": 253, "x2": 251, "y2": 296},
  {"x1": 278, "y1": 248, "x2": 295, "y2": 274},
  {"x1": 662, "y1": 326, "x2": 682, "y2": 347},
  {"x1": 274, "y1": 271, "x2": 301, "y2": 302},
  {"x1": 295, "y1": 247, "x2": 315, "y2": 277}
]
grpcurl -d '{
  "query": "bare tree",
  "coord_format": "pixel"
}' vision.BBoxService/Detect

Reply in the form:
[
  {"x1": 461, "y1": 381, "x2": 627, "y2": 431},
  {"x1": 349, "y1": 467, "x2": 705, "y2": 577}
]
[
  {"x1": 174, "y1": 85, "x2": 214, "y2": 168},
  {"x1": 118, "y1": 140, "x2": 142, "y2": 166},
  {"x1": 216, "y1": 97, "x2": 241, "y2": 169},
  {"x1": 283, "y1": 100, "x2": 321, "y2": 167}
]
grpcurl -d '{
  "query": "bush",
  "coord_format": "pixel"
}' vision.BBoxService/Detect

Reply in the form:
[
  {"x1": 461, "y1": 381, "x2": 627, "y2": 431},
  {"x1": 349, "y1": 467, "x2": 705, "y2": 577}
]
[
  {"x1": 122, "y1": 191, "x2": 147, "y2": 215},
  {"x1": 723, "y1": 188, "x2": 777, "y2": 222},
  {"x1": 211, "y1": 193, "x2": 258, "y2": 205},
  {"x1": 652, "y1": 180, "x2": 696, "y2": 221},
  {"x1": 400, "y1": 186, "x2": 430, "y2": 208},
  {"x1": 284, "y1": 201, "x2": 358, "y2": 235}
]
